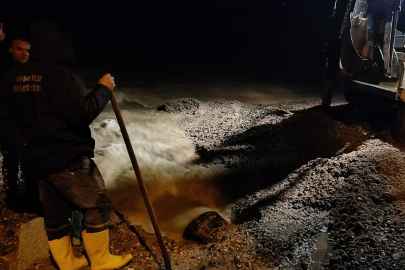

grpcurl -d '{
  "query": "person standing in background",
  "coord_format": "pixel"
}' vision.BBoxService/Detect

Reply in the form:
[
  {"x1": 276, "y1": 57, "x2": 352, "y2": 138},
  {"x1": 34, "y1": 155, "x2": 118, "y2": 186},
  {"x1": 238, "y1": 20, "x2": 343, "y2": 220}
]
[{"x1": 0, "y1": 22, "x2": 36, "y2": 211}]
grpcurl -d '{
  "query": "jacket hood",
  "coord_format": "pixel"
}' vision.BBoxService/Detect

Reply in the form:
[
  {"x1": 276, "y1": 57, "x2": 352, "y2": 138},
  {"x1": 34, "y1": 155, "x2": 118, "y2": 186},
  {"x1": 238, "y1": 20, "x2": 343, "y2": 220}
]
[{"x1": 29, "y1": 21, "x2": 75, "y2": 67}]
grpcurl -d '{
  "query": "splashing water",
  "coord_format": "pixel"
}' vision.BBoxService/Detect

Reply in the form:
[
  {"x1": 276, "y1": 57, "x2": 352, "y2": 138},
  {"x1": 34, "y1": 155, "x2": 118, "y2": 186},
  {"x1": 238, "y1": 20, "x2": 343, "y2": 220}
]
[
  {"x1": 91, "y1": 92, "x2": 226, "y2": 240},
  {"x1": 88, "y1": 78, "x2": 322, "y2": 240}
]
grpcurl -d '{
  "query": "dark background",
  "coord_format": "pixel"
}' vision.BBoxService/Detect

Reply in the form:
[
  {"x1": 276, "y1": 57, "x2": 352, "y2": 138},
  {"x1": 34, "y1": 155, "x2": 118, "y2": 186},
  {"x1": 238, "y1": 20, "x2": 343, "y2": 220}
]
[{"x1": 1, "y1": 0, "x2": 336, "y2": 83}]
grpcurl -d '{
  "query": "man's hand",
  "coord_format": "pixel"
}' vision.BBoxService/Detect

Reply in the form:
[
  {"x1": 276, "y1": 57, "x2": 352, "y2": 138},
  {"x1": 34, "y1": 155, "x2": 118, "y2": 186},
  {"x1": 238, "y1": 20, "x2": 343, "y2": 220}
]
[
  {"x1": 0, "y1": 23, "x2": 5, "y2": 42},
  {"x1": 98, "y1": 73, "x2": 115, "y2": 91}
]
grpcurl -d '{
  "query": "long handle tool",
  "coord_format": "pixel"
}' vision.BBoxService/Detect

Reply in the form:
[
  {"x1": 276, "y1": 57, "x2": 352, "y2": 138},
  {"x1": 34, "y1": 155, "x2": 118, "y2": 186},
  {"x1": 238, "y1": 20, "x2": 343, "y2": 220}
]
[{"x1": 111, "y1": 92, "x2": 172, "y2": 270}]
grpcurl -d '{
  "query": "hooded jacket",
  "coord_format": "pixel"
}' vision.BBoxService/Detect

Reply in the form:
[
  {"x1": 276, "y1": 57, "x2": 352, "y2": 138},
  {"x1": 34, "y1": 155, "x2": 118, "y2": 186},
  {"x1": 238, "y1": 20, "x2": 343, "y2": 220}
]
[{"x1": 0, "y1": 22, "x2": 111, "y2": 173}]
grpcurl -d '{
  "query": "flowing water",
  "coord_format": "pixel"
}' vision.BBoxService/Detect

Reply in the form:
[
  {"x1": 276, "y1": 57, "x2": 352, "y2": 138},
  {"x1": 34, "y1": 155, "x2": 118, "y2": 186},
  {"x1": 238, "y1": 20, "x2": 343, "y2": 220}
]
[{"x1": 89, "y1": 76, "x2": 323, "y2": 240}]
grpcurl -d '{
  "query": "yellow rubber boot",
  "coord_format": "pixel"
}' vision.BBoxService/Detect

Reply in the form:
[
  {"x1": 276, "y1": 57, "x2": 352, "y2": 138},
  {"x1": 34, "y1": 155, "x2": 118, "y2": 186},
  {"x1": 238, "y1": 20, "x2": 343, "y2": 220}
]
[
  {"x1": 82, "y1": 230, "x2": 133, "y2": 270},
  {"x1": 48, "y1": 236, "x2": 88, "y2": 270}
]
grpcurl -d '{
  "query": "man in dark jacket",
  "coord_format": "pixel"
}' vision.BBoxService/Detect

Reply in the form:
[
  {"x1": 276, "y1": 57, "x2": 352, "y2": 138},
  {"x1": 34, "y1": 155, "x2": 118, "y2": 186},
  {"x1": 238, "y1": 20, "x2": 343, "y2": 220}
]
[
  {"x1": 0, "y1": 23, "x2": 33, "y2": 209},
  {"x1": 0, "y1": 21, "x2": 132, "y2": 270}
]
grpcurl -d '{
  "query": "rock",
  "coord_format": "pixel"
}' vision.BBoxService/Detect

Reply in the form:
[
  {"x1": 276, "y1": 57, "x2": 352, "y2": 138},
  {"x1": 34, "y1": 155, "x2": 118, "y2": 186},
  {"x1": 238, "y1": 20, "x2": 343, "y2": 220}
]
[
  {"x1": 9, "y1": 218, "x2": 49, "y2": 270},
  {"x1": 183, "y1": 211, "x2": 237, "y2": 244},
  {"x1": 164, "y1": 98, "x2": 200, "y2": 113}
]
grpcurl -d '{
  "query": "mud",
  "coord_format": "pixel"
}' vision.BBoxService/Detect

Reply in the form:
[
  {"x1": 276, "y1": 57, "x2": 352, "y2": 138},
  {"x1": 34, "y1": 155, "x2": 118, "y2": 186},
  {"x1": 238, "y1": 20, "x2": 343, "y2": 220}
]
[{"x1": 1, "y1": 94, "x2": 405, "y2": 269}]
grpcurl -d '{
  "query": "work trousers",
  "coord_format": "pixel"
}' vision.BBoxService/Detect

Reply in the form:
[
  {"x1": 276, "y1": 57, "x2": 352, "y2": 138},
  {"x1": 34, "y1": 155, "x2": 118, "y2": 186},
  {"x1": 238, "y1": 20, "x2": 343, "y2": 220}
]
[{"x1": 37, "y1": 157, "x2": 111, "y2": 240}]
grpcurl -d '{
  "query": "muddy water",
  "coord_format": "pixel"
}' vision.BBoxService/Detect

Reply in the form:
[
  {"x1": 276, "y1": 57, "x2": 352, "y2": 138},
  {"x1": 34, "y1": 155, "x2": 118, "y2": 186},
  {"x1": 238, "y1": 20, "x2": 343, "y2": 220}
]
[
  {"x1": 91, "y1": 104, "x2": 228, "y2": 240},
  {"x1": 311, "y1": 232, "x2": 330, "y2": 270},
  {"x1": 90, "y1": 79, "x2": 323, "y2": 240}
]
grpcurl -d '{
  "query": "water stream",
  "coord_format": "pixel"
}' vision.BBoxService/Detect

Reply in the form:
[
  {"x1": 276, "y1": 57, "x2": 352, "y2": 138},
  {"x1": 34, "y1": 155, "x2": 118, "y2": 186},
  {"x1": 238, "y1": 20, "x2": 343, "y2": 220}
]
[{"x1": 90, "y1": 78, "x2": 323, "y2": 240}]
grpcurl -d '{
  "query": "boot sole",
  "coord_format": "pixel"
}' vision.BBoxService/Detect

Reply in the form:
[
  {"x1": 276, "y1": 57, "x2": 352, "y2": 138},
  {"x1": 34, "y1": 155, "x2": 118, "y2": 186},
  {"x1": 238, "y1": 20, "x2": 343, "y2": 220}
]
[
  {"x1": 76, "y1": 262, "x2": 89, "y2": 270},
  {"x1": 91, "y1": 255, "x2": 133, "y2": 270}
]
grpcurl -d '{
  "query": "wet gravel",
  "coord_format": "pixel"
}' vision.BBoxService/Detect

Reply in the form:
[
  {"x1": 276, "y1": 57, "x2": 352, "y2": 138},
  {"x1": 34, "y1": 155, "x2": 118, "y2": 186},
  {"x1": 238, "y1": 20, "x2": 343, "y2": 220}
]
[
  {"x1": 2, "y1": 95, "x2": 405, "y2": 269},
  {"x1": 163, "y1": 96, "x2": 405, "y2": 269}
]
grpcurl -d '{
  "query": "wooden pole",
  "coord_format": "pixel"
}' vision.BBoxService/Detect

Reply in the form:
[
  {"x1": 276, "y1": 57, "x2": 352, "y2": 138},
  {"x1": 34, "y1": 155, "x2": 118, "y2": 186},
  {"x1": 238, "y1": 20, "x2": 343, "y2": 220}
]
[{"x1": 110, "y1": 92, "x2": 171, "y2": 270}]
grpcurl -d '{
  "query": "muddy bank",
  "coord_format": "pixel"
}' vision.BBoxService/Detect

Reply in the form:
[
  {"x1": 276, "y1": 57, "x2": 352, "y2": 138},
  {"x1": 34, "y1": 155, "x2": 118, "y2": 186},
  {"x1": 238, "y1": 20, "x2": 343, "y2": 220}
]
[
  {"x1": 163, "y1": 96, "x2": 405, "y2": 269},
  {"x1": 233, "y1": 140, "x2": 405, "y2": 269},
  {"x1": 1, "y1": 95, "x2": 405, "y2": 269}
]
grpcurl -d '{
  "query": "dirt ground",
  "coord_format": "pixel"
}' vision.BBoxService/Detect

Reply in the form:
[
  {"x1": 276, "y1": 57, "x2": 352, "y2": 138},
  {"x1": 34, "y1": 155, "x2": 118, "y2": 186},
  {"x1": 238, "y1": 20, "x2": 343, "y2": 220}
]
[{"x1": 1, "y1": 94, "x2": 405, "y2": 270}]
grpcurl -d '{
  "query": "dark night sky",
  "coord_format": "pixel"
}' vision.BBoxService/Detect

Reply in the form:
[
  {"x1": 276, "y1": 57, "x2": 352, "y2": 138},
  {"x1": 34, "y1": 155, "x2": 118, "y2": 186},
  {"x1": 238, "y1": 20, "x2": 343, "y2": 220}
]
[{"x1": 1, "y1": 0, "x2": 336, "y2": 81}]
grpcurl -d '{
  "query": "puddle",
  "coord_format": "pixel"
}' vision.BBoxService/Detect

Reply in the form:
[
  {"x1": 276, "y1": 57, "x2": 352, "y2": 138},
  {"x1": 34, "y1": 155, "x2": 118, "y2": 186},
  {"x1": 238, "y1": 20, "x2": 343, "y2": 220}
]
[{"x1": 311, "y1": 232, "x2": 330, "y2": 270}]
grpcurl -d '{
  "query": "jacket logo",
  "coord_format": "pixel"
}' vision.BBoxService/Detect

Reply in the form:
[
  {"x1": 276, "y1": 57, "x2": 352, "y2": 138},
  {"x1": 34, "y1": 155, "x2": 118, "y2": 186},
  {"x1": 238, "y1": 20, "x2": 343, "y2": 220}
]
[
  {"x1": 14, "y1": 74, "x2": 42, "y2": 92},
  {"x1": 13, "y1": 85, "x2": 41, "y2": 92},
  {"x1": 15, "y1": 75, "x2": 42, "y2": 82}
]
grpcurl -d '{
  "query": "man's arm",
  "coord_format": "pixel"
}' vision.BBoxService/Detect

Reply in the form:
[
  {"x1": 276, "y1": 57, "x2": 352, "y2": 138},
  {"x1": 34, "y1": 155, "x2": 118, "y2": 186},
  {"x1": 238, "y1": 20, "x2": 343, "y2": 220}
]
[
  {"x1": 51, "y1": 67, "x2": 115, "y2": 125},
  {"x1": 0, "y1": 23, "x2": 5, "y2": 42}
]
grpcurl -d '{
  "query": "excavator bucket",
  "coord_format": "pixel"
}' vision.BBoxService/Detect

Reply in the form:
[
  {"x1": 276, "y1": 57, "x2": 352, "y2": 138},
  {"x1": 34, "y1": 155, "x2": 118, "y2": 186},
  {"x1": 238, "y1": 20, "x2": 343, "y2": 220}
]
[
  {"x1": 340, "y1": 0, "x2": 401, "y2": 81},
  {"x1": 340, "y1": 11, "x2": 374, "y2": 74}
]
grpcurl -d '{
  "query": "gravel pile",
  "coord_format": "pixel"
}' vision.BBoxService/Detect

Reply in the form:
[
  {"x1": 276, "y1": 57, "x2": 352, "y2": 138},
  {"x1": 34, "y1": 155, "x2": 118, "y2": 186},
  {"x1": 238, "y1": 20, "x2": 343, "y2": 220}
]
[
  {"x1": 163, "y1": 97, "x2": 405, "y2": 269},
  {"x1": 163, "y1": 98, "x2": 291, "y2": 152},
  {"x1": 233, "y1": 140, "x2": 405, "y2": 269}
]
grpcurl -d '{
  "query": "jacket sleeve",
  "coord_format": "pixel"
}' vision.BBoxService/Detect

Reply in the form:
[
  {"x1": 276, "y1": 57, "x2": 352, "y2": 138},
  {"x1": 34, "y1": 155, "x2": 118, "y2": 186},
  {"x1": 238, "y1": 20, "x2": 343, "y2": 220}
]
[
  {"x1": 0, "y1": 73, "x2": 23, "y2": 150},
  {"x1": 50, "y1": 66, "x2": 112, "y2": 125}
]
